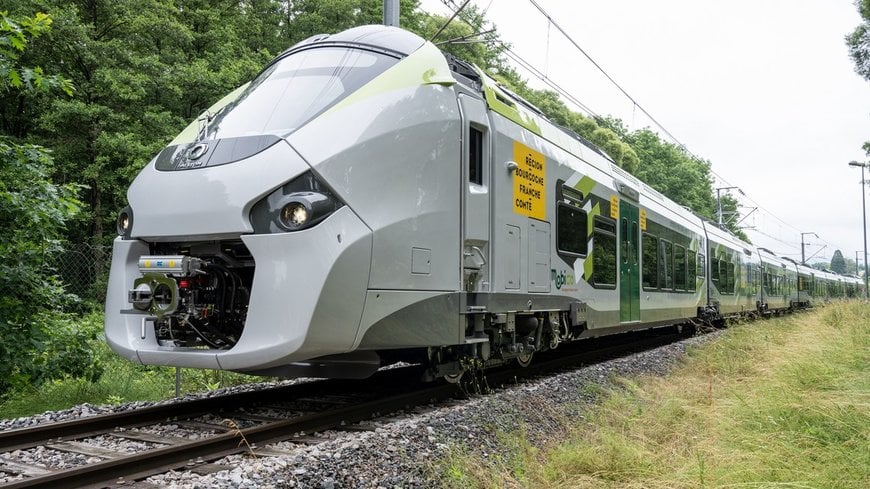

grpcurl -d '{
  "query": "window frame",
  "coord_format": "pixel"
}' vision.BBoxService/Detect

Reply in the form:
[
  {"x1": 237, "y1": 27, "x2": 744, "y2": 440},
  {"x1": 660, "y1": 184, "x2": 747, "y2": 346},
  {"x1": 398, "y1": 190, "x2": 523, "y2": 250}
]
[
  {"x1": 674, "y1": 244, "x2": 687, "y2": 292},
  {"x1": 468, "y1": 125, "x2": 484, "y2": 185},
  {"x1": 642, "y1": 232, "x2": 659, "y2": 290},
  {"x1": 687, "y1": 251, "x2": 697, "y2": 292},
  {"x1": 661, "y1": 239, "x2": 674, "y2": 291},
  {"x1": 591, "y1": 215, "x2": 617, "y2": 289},
  {"x1": 556, "y1": 203, "x2": 588, "y2": 258}
]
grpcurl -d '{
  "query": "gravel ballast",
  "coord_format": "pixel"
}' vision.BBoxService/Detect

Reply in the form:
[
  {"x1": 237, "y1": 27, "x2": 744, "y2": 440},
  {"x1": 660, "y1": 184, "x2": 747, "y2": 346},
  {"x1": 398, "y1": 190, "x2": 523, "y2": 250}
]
[{"x1": 1, "y1": 332, "x2": 721, "y2": 488}]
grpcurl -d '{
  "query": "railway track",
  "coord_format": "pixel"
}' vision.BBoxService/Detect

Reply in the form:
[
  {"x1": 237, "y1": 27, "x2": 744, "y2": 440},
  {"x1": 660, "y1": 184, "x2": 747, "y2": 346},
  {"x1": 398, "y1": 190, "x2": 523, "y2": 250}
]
[{"x1": 0, "y1": 328, "x2": 686, "y2": 489}]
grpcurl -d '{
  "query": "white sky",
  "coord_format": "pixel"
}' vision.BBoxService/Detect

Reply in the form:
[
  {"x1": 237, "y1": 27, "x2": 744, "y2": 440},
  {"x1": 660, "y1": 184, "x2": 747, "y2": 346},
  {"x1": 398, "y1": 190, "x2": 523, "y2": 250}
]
[{"x1": 420, "y1": 0, "x2": 870, "y2": 268}]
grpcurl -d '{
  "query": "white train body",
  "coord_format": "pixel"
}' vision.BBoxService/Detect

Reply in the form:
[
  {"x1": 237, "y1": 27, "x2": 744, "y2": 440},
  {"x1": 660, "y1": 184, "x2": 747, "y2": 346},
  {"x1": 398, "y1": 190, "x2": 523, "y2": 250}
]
[{"x1": 105, "y1": 26, "x2": 862, "y2": 379}]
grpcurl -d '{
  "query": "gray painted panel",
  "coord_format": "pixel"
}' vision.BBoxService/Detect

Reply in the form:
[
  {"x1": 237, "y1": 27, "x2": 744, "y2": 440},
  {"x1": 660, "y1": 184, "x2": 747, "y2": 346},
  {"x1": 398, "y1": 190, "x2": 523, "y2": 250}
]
[
  {"x1": 529, "y1": 220, "x2": 550, "y2": 293},
  {"x1": 289, "y1": 85, "x2": 461, "y2": 291},
  {"x1": 218, "y1": 207, "x2": 372, "y2": 370},
  {"x1": 357, "y1": 291, "x2": 461, "y2": 348},
  {"x1": 505, "y1": 225, "x2": 521, "y2": 289}
]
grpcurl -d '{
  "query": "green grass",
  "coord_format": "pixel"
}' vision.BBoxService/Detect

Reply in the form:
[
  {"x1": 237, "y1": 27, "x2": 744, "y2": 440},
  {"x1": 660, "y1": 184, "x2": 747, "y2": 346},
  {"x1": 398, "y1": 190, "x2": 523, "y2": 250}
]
[
  {"x1": 438, "y1": 302, "x2": 870, "y2": 488},
  {"x1": 0, "y1": 310, "x2": 268, "y2": 420}
]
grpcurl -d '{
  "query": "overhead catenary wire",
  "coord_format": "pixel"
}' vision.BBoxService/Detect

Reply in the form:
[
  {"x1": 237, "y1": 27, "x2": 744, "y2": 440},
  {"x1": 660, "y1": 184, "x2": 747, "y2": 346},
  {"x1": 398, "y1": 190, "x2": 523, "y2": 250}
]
[{"x1": 435, "y1": 0, "x2": 853, "y2": 260}]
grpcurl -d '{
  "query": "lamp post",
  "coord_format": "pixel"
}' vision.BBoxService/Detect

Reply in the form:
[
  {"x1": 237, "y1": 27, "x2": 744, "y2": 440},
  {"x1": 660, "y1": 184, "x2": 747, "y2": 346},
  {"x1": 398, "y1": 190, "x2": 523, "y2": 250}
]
[
  {"x1": 800, "y1": 232, "x2": 818, "y2": 265},
  {"x1": 715, "y1": 186, "x2": 743, "y2": 227},
  {"x1": 848, "y1": 161, "x2": 869, "y2": 298}
]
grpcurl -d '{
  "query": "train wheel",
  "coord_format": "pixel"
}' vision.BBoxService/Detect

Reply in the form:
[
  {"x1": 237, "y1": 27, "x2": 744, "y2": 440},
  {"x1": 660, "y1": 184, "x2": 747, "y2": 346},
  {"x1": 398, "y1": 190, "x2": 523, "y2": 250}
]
[
  {"x1": 516, "y1": 350, "x2": 533, "y2": 367},
  {"x1": 444, "y1": 371, "x2": 464, "y2": 384}
]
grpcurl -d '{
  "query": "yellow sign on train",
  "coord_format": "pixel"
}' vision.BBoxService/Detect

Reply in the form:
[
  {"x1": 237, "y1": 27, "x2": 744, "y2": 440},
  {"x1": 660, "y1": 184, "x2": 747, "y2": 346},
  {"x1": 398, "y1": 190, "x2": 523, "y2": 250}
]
[
  {"x1": 512, "y1": 141, "x2": 546, "y2": 220},
  {"x1": 610, "y1": 195, "x2": 619, "y2": 219}
]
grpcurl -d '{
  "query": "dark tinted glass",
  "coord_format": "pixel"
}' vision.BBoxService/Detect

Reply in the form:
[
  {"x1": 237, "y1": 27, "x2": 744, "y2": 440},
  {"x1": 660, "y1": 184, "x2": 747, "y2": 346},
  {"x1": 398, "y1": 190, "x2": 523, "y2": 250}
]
[
  {"x1": 687, "y1": 251, "x2": 697, "y2": 291},
  {"x1": 204, "y1": 48, "x2": 398, "y2": 139},
  {"x1": 675, "y1": 245, "x2": 686, "y2": 291},
  {"x1": 592, "y1": 218, "x2": 617, "y2": 287},
  {"x1": 469, "y1": 127, "x2": 483, "y2": 185},
  {"x1": 642, "y1": 234, "x2": 658, "y2": 289},
  {"x1": 557, "y1": 205, "x2": 588, "y2": 256}
]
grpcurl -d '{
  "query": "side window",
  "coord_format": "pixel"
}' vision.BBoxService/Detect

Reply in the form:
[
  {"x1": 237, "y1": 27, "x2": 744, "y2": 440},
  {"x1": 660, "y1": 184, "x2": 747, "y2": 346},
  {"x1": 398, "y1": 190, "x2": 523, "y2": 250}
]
[
  {"x1": 621, "y1": 218, "x2": 629, "y2": 264},
  {"x1": 675, "y1": 245, "x2": 687, "y2": 291},
  {"x1": 697, "y1": 253, "x2": 705, "y2": 278},
  {"x1": 687, "y1": 251, "x2": 697, "y2": 292},
  {"x1": 711, "y1": 256, "x2": 720, "y2": 286},
  {"x1": 592, "y1": 217, "x2": 617, "y2": 288},
  {"x1": 662, "y1": 240, "x2": 674, "y2": 290},
  {"x1": 469, "y1": 126, "x2": 483, "y2": 185},
  {"x1": 642, "y1": 233, "x2": 658, "y2": 289},
  {"x1": 748, "y1": 264, "x2": 755, "y2": 295},
  {"x1": 557, "y1": 204, "x2": 587, "y2": 256},
  {"x1": 724, "y1": 261, "x2": 735, "y2": 294}
]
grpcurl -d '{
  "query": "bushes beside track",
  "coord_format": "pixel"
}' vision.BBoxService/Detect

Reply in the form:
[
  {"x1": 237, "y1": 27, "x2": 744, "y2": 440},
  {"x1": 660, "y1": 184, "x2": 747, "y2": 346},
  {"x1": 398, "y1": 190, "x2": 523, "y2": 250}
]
[{"x1": 0, "y1": 310, "x2": 264, "y2": 419}]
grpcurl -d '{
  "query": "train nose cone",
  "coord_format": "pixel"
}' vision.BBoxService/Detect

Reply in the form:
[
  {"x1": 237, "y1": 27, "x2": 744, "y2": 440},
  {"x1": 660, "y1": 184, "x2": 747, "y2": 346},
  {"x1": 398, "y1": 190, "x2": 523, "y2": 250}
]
[{"x1": 127, "y1": 139, "x2": 309, "y2": 239}]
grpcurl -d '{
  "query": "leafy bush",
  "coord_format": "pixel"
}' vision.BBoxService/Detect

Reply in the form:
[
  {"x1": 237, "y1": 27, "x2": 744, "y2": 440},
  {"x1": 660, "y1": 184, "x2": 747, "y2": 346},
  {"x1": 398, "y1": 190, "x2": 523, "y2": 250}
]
[{"x1": 0, "y1": 11, "x2": 86, "y2": 395}]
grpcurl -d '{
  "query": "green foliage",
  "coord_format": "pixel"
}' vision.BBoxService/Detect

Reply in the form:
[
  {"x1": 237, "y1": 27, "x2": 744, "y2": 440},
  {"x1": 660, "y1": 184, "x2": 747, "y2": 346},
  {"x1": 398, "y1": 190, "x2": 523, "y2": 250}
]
[
  {"x1": 0, "y1": 311, "x2": 267, "y2": 418},
  {"x1": 846, "y1": 0, "x2": 870, "y2": 81},
  {"x1": 831, "y1": 250, "x2": 847, "y2": 274},
  {"x1": 0, "y1": 140, "x2": 91, "y2": 393},
  {"x1": 0, "y1": 10, "x2": 95, "y2": 395},
  {"x1": 846, "y1": 1, "x2": 870, "y2": 154},
  {"x1": 0, "y1": 10, "x2": 73, "y2": 95}
]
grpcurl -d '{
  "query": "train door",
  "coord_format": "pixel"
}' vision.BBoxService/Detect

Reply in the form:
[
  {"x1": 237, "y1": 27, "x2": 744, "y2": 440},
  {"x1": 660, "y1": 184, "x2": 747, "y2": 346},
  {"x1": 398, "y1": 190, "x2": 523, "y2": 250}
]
[
  {"x1": 619, "y1": 200, "x2": 640, "y2": 322},
  {"x1": 458, "y1": 94, "x2": 491, "y2": 292}
]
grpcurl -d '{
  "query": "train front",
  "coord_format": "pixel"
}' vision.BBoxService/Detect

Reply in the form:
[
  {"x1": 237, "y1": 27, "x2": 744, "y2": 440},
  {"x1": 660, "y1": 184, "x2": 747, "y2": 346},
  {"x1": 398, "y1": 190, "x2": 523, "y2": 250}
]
[{"x1": 104, "y1": 26, "x2": 458, "y2": 376}]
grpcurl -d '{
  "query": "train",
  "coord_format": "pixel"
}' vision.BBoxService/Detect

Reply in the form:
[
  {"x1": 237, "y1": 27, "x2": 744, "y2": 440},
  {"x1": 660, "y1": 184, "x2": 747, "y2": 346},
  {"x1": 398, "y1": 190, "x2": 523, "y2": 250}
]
[{"x1": 104, "y1": 25, "x2": 865, "y2": 381}]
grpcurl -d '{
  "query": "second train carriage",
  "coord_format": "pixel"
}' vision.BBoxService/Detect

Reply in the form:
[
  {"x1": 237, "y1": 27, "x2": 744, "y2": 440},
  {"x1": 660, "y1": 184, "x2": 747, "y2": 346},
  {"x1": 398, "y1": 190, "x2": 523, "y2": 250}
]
[{"x1": 105, "y1": 25, "x2": 861, "y2": 381}]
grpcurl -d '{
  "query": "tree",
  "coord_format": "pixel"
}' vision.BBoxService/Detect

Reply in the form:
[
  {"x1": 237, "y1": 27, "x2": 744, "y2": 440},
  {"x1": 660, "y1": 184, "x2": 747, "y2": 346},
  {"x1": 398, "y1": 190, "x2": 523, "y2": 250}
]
[
  {"x1": 0, "y1": 10, "x2": 99, "y2": 394},
  {"x1": 831, "y1": 250, "x2": 847, "y2": 274},
  {"x1": 846, "y1": 1, "x2": 870, "y2": 156},
  {"x1": 846, "y1": 0, "x2": 870, "y2": 81}
]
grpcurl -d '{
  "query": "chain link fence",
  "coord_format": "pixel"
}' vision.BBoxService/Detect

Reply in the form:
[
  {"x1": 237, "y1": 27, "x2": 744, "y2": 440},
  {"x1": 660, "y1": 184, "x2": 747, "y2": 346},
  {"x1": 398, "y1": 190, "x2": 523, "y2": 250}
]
[{"x1": 53, "y1": 243, "x2": 113, "y2": 304}]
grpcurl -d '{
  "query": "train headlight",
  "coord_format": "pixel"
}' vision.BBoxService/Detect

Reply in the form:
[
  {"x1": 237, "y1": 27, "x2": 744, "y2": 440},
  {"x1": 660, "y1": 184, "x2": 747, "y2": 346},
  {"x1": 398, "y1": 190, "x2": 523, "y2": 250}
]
[
  {"x1": 116, "y1": 206, "x2": 133, "y2": 238},
  {"x1": 250, "y1": 171, "x2": 344, "y2": 233},
  {"x1": 280, "y1": 202, "x2": 309, "y2": 229}
]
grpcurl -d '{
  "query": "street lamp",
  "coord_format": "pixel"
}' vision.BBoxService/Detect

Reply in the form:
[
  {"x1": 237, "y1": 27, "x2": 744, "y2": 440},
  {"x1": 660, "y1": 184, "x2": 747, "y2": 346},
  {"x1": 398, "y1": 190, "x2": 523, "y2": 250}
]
[
  {"x1": 800, "y1": 232, "x2": 818, "y2": 265},
  {"x1": 848, "y1": 160, "x2": 869, "y2": 298},
  {"x1": 715, "y1": 186, "x2": 744, "y2": 227}
]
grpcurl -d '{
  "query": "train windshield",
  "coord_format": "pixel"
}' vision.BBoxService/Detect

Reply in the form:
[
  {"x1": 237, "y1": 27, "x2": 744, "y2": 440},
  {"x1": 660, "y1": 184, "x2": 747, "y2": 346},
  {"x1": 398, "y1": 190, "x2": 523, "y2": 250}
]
[{"x1": 202, "y1": 47, "x2": 399, "y2": 139}]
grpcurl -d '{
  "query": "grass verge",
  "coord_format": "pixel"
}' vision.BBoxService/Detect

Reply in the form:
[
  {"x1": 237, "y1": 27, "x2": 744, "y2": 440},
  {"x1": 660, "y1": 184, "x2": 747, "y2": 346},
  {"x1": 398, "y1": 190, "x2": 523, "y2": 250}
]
[{"x1": 440, "y1": 302, "x2": 869, "y2": 488}]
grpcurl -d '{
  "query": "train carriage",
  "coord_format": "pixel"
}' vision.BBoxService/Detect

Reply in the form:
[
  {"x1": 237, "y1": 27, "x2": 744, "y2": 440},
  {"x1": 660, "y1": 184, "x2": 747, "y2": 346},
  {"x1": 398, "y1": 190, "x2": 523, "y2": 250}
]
[
  {"x1": 104, "y1": 25, "x2": 857, "y2": 381},
  {"x1": 757, "y1": 248, "x2": 792, "y2": 313},
  {"x1": 704, "y1": 224, "x2": 754, "y2": 318}
]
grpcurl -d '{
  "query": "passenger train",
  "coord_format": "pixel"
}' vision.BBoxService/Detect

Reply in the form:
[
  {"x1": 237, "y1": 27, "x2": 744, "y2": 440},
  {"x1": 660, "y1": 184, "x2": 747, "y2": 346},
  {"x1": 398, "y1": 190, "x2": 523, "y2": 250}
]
[{"x1": 105, "y1": 26, "x2": 865, "y2": 381}]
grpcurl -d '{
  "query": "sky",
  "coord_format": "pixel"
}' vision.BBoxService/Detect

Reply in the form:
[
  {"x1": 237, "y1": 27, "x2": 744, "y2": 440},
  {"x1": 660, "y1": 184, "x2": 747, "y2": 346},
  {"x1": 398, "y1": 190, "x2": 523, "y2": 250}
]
[{"x1": 420, "y1": 0, "x2": 870, "y2": 269}]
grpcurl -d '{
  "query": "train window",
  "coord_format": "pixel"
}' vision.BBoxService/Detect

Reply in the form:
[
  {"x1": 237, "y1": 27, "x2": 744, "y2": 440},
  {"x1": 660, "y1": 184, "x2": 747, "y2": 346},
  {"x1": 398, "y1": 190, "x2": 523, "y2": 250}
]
[
  {"x1": 621, "y1": 218, "x2": 629, "y2": 264},
  {"x1": 642, "y1": 234, "x2": 658, "y2": 289},
  {"x1": 631, "y1": 222, "x2": 638, "y2": 266},
  {"x1": 697, "y1": 253, "x2": 705, "y2": 277},
  {"x1": 724, "y1": 261, "x2": 735, "y2": 294},
  {"x1": 592, "y1": 217, "x2": 617, "y2": 288},
  {"x1": 469, "y1": 126, "x2": 483, "y2": 185},
  {"x1": 557, "y1": 204, "x2": 587, "y2": 256},
  {"x1": 662, "y1": 240, "x2": 674, "y2": 290},
  {"x1": 675, "y1": 245, "x2": 687, "y2": 291},
  {"x1": 204, "y1": 48, "x2": 399, "y2": 138},
  {"x1": 711, "y1": 257, "x2": 720, "y2": 286},
  {"x1": 748, "y1": 264, "x2": 756, "y2": 295},
  {"x1": 687, "y1": 251, "x2": 697, "y2": 291}
]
